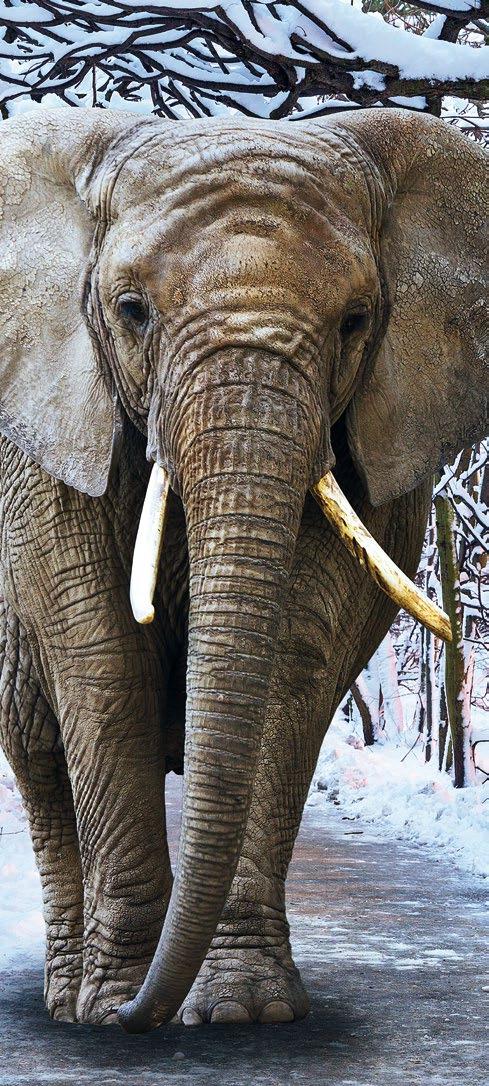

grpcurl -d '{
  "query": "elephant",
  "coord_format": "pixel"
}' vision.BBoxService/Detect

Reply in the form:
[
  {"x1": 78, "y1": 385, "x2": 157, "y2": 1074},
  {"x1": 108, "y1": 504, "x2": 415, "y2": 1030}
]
[{"x1": 0, "y1": 106, "x2": 486, "y2": 1033}]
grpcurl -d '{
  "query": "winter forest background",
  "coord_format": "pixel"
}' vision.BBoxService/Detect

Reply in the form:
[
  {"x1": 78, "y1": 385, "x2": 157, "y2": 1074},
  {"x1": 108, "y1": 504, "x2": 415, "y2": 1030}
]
[{"x1": 0, "y1": 2, "x2": 487, "y2": 952}]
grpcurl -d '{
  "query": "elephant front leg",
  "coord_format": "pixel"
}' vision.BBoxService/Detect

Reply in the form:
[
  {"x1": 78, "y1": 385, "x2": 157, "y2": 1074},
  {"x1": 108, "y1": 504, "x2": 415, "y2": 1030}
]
[
  {"x1": 178, "y1": 657, "x2": 327, "y2": 1026},
  {"x1": 33, "y1": 764, "x2": 84, "y2": 1022},
  {"x1": 48, "y1": 629, "x2": 171, "y2": 1025},
  {"x1": 0, "y1": 607, "x2": 84, "y2": 1022},
  {"x1": 20, "y1": 764, "x2": 83, "y2": 1022},
  {"x1": 60, "y1": 673, "x2": 173, "y2": 1025}
]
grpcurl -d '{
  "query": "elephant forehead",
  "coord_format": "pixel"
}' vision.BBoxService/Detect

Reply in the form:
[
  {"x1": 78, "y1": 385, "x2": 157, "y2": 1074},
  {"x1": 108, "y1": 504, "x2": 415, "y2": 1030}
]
[
  {"x1": 104, "y1": 135, "x2": 375, "y2": 320},
  {"x1": 109, "y1": 119, "x2": 369, "y2": 228},
  {"x1": 106, "y1": 203, "x2": 375, "y2": 333}
]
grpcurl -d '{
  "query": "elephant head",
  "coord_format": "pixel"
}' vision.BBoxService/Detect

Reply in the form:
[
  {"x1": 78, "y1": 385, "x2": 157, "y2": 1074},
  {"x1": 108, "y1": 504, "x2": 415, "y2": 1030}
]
[{"x1": 0, "y1": 108, "x2": 486, "y2": 1032}]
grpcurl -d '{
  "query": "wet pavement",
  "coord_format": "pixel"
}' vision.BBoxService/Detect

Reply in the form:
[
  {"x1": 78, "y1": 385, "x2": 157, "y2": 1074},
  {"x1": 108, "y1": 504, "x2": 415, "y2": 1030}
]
[{"x1": 1, "y1": 778, "x2": 487, "y2": 1085}]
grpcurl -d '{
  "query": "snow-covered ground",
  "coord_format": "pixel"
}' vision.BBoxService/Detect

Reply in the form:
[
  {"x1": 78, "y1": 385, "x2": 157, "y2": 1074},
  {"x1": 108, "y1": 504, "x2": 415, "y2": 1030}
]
[
  {"x1": 0, "y1": 756, "x2": 44, "y2": 968},
  {"x1": 309, "y1": 707, "x2": 489, "y2": 880}
]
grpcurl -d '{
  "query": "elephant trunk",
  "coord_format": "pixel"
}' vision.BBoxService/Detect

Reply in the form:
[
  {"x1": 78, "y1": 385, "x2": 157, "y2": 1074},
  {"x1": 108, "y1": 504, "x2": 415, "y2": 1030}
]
[{"x1": 118, "y1": 350, "x2": 321, "y2": 1032}]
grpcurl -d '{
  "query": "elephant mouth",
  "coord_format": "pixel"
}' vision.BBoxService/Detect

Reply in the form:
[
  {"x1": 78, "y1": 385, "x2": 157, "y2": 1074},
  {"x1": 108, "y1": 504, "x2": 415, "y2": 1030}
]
[{"x1": 130, "y1": 418, "x2": 451, "y2": 644}]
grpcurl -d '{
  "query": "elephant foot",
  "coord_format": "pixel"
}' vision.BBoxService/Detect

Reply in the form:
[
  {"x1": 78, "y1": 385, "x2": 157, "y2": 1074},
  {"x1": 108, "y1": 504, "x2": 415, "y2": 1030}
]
[
  {"x1": 75, "y1": 940, "x2": 161, "y2": 1025},
  {"x1": 74, "y1": 903, "x2": 169, "y2": 1024},
  {"x1": 177, "y1": 942, "x2": 310, "y2": 1026},
  {"x1": 44, "y1": 938, "x2": 83, "y2": 1023},
  {"x1": 75, "y1": 975, "x2": 143, "y2": 1025}
]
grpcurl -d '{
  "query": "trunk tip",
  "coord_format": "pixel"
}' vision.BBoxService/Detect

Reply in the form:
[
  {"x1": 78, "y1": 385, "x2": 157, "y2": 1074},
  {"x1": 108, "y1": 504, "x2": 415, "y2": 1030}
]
[{"x1": 118, "y1": 997, "x2": 164, "y2": 1034}]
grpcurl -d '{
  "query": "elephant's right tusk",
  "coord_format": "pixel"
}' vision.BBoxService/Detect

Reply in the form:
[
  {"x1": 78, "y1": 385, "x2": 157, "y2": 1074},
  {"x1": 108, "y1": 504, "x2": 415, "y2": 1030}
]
[
  {"x1": 312, "y1": 473, "x2": 452, "y2": 643},
  {"x1": 130, "y1": 463, "x2": 169, "y2": 625}
]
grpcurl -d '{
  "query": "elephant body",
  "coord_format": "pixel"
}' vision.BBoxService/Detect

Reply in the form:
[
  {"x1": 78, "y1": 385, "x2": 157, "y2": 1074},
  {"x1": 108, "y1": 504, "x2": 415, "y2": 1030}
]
[
  {"x1": 0, "y1": 422, "x2": 430, "y2": 1023},
  {"x1": 0, "y1": 108, "x2": 486, "y2": 1029}
]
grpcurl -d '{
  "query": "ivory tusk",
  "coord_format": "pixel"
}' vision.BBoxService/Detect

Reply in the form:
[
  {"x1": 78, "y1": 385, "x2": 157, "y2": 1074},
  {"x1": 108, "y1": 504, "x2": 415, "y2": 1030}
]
[
  {"x1": 130, "y1": 464, "x2": 170, "y2": 625},
  {"x1": 311, "y1": 473, "x2": 452, "y2": 643}
]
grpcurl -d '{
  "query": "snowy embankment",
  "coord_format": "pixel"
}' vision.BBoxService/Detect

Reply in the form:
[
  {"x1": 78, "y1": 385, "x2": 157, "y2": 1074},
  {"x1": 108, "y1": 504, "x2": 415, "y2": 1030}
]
[
  {"x1": 309, "y1": 710, "x2": 489, "y2": 880},
  {"x1": 0, "y1": 752, "x2": 44, "y2": 966}
]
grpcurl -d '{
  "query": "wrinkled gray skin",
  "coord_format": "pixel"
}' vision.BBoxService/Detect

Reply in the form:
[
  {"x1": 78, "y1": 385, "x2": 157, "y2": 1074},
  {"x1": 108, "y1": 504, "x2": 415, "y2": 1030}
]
[{"x1": 0, "y1": 108, "x2": 486, "y2": 1032}]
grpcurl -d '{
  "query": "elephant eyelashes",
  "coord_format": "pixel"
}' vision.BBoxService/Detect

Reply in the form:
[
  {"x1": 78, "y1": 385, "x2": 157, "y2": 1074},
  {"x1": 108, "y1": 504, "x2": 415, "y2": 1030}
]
[
  {"x1": 340, "y1": 310, "x2": 368, "y2": 340},
  {"x1": 117, "y1": 294, "x2": 149, "y2": 331}
]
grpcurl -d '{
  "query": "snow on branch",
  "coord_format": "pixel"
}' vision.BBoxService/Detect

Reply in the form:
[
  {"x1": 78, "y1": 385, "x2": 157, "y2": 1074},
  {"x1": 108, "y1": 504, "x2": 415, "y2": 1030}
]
[{"x1": 0, "y1": 1, "x2": 487, "y2": 119}]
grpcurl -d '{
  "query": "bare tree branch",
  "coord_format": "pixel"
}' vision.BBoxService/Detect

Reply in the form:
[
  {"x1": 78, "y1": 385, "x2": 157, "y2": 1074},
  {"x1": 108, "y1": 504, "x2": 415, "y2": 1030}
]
[{"x1": 0, "y1": 1, "x2": 487, "y2": 119}]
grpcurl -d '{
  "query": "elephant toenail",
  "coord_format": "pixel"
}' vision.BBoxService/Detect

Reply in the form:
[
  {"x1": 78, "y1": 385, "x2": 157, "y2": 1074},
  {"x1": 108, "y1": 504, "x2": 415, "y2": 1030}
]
[
  {"x1": 210, "y1": 1001, "x2": 252, "y2": 1024},
  {"x1": 259, "y1": 1000, "x2": 295, "y2": 1024},
  {"x1": 181, "y1": 1008, "x2": 203, "y2": 1026}
]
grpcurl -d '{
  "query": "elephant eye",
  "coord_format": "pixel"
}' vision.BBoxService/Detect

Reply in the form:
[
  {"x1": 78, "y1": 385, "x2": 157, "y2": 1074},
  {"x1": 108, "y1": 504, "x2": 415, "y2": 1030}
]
[
  {"x1": 340, "y1": 309, "x2": 369, "y2": 341},
  {"x1": 117, "y1": 293, "x2": 149, "y2": 330}
]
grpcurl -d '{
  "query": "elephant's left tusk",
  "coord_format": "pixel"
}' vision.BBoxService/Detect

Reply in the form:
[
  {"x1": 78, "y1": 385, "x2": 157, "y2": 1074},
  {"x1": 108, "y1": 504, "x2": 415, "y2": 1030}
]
[
  {"x1": 130, "y1": 464, "x2": 170, "y2": 625},
  {"x1": 312, "y1": 473, "x2": 452, "y2": 643}
]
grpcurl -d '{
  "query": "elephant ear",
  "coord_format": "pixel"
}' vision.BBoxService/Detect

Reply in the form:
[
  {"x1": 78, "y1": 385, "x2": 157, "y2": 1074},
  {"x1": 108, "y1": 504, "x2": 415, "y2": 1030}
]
[
  {"x1": 339, "y1": 109, "x2": 488, "y2": 506},
  {"x1": 0, "y1": 109, "x2": 136, "y2": 496}
]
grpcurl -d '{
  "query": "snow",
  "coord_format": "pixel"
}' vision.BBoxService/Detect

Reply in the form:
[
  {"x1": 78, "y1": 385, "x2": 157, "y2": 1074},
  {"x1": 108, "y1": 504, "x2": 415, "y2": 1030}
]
[
  {"x1": 309, "y1": 703, "x2": 489, "y2": 881},
  {"x1": 284, "y1": 1, "x2": 488, "y2": 81},
  {"x1": 423, "y1": 14, "x2": 449, "y2": 40},
  {"x1": 389, "y1": 95, "x2": 428, "y2": 110},
  {"x1": 426, "y1": 1, "x2": 483, "y2": 9},
  {"x1": 0, "y1": 755, "x2": 44, "y2": 969}
]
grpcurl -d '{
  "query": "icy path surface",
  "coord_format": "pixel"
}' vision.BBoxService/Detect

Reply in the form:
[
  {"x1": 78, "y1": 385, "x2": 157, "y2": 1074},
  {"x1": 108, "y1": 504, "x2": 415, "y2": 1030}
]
[{"x1": 1, "y1": 775, "x2": 487, "y2": 1086}]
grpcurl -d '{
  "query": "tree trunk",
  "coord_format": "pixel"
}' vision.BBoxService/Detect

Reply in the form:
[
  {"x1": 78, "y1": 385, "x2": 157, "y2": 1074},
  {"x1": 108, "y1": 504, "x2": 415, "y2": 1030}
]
[
  {"x1": 351, "y1": 676, "x2": 377, "y2": 746},
  {"x1": 434, "y1": 495, "x2": 475, "y2": 787},
  {"x1": 417, "y1": 624, "x2": 427, "y2": 740},
  {"x1": 438, "y1": 683, "x2": 449, "y2": 772}
]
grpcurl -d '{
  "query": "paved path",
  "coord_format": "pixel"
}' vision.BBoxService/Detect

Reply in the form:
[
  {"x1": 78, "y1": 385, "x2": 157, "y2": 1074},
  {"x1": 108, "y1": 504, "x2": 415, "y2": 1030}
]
[{"x1": 1, "y1": 779, "x2": 487, "y2": 1086}]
